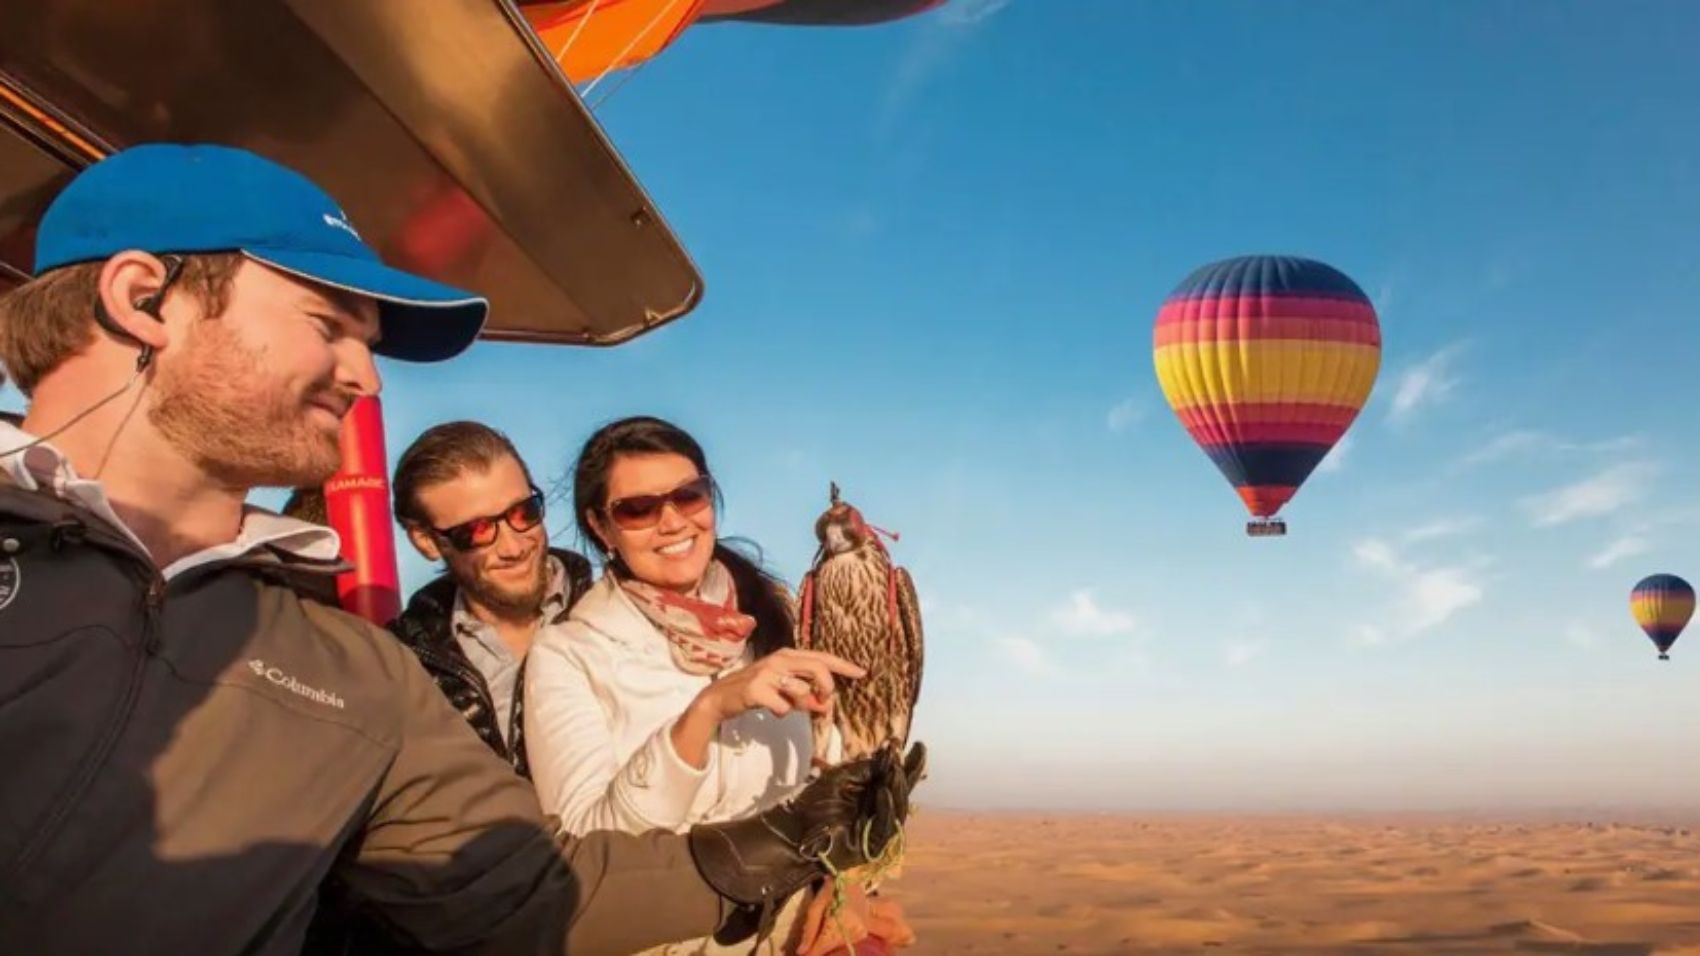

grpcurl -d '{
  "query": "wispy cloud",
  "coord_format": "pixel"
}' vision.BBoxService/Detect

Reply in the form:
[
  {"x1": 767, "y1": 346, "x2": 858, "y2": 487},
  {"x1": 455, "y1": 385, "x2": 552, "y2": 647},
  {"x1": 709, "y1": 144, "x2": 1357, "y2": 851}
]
[
  {"x1": 1459, "y1": 429, "x2": 1642, "y2": 469},
  {"x1": 1372, "y1": 280, "x2": 1396, "y2": 316},
  {"x1": 1049, "y1": 590, "x2": 1139, "y2": 638},
  {"x1": 995, "y1": 635, "x2": 1056, "y2": 675},
  {"x1": 878, "y1": 0, "x2": 1010, "y2": 135},
  {"x1": 1588, "y1": 534, "x2": 1651, "y2": 569},
  {"x1": 982, "y1": 589, "x2": 1148, "y2": 678},
  {"x1": 1483, "y1": 251, "x2": 1532, "y2": 292},
  {"x1": 1581, "y1": 503, "x2": 1700, "y2": 570},
  {"x1": 1386, "y1": 345, "x2": 1462, "y2": 425},
  {"x1": 1315, "y1": 433, "x2": 1353, "y2": 474},
  {"x1": 937, "y1": 0, "x2": 1013, "y2": 25},
  {"x1": 767, "y1": 447, "x2": 817, "y2": 474},
  {"x1": 1564, "y1": 622, "x2": 1599, "y2": 649},
  {"x1": 1106, "y1": 398, "x2": 1145, "y2": 433},
  {"x1": 1519, "y1": 461, "x2": 1658, "y2": 528},
  {"x1": 919, "y1": 594, "x2": 997, "y2": 634},
  {"x1": 1103, "y1": 645, "x2": 1157, "y2": 682},
  {"x1": 917, "y1": 592, "x2": 951, "y2": 623},
  {"x1": 975, "y1": 587, "x2": 1167, "y2": 685},
  {"x1": 1218, "y1": 605, "x2": 1269, "y2": 667},
  {"x1": 1460, "y1": 429, "x2": 1548, "y2": 466},
  {"x1": 1403, "y1": 516, "x2": 1483, "y2": 543},
  {"x1": 1348, "y1": 538, "x2": 1488, "y2": 645},
  {"x1": 1223, "y1": 639, "x2": 1266, "y2": 667}
]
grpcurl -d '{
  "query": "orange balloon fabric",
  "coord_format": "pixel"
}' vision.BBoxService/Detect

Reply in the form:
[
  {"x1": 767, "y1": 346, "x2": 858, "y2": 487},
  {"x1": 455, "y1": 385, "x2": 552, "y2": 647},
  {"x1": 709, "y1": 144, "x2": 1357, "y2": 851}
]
[{"x1": 520, "y1": 0, "x2": 706, "y2": 83}]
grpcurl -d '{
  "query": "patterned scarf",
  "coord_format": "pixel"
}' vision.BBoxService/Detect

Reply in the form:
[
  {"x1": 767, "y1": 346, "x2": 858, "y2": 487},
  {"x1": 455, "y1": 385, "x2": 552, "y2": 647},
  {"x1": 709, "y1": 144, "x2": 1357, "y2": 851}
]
[{"x1": 618, "y1": 559, "x2": 756, "y2": 676}]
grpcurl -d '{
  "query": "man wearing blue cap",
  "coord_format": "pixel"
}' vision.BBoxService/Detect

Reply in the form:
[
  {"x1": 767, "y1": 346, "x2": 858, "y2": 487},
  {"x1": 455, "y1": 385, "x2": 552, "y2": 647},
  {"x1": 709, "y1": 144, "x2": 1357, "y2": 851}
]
[{"x1": 0, "y1": 144, "x2": 923, "y2": 956}]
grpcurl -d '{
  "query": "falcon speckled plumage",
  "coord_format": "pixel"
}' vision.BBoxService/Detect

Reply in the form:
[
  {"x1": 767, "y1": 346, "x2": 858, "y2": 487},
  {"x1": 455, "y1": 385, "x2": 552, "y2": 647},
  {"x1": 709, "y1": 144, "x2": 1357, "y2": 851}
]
[{"x1": 797, "y1": 482, "x2": 924, "y2": 770}]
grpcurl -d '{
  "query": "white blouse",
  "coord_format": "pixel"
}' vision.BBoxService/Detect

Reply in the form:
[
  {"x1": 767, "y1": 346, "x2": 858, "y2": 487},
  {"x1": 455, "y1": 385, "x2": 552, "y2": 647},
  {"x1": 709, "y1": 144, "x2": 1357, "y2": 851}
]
[{"x1": 523, "y1": 574, "x2": 818, "y2": 836}]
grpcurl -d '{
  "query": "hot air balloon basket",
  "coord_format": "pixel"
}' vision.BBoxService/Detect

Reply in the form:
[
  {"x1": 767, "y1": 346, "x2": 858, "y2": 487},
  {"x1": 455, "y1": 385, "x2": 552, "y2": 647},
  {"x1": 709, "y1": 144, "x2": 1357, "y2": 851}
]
[{"x1": 1246, "y1": 519, "x2": 1288, "y2": 538}]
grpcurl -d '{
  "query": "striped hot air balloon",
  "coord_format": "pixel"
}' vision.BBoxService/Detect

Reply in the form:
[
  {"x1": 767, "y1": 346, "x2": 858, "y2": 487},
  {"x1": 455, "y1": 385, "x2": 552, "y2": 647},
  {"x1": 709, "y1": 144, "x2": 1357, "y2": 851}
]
[
  {"x1": 1153, "y1": 255, "x2": 1382, "y2": 537},
  {"x1": 1629, "y1": 573, "x2": 1695, "y2": 661}
]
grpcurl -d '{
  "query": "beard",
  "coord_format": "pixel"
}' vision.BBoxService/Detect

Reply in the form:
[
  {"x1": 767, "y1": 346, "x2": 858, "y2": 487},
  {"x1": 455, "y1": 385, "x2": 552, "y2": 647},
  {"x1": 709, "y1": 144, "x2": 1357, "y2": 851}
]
[
  {"x1": 461, "y1": 551, "x2": 551, "y2": 621},
  {"x1": 148, "y1": 319, "x2": 348, "y2": 490}
]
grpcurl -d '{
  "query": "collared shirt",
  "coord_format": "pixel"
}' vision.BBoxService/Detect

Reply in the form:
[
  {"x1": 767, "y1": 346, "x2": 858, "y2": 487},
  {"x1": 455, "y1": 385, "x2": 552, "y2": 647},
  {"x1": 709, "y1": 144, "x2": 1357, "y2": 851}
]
[
  {"x1": 450, "y1": 554, "x2": 571, "y2": 745},
  {"x1": 0, "y1": 421, "x2": 341, "y2": 576}
]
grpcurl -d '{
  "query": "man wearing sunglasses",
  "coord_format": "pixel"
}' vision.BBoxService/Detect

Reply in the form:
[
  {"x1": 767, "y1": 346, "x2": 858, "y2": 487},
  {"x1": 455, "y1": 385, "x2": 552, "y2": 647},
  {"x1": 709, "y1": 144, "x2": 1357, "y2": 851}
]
[
  {"x1": 387, "y1": 420, "x2": 592, "y2": 780},
  {"x1": 0, "y1": 144, "x2": 921, "y2": 956}
]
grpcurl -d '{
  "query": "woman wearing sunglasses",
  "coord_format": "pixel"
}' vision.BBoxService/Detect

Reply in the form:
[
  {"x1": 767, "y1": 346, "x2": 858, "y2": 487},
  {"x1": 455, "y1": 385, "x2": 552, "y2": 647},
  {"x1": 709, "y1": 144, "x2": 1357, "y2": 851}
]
[{"x1": 523, "y1": 416, "x2": 872, "y2": 954}]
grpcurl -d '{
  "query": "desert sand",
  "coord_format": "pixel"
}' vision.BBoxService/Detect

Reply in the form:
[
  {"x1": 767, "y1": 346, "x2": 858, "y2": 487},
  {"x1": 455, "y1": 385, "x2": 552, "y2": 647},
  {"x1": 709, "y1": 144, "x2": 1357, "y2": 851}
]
[{"x1": 880, "y1": 809, "x2": 1700, "y2": 956}]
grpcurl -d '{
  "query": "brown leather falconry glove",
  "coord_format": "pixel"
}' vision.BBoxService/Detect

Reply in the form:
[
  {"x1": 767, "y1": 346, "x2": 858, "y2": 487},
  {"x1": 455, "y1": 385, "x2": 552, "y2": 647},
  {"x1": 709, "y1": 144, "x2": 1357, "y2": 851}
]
[{"x1": 688, "y1": 740, "x2": 927, "y2": 909}]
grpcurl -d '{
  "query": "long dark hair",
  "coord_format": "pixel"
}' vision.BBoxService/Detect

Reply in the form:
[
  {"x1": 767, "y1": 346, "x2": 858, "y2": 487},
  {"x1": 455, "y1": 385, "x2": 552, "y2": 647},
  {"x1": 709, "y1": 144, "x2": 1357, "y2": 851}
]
[{"x1": 570, "y1": 415, "x2": 796, "y2": 658}]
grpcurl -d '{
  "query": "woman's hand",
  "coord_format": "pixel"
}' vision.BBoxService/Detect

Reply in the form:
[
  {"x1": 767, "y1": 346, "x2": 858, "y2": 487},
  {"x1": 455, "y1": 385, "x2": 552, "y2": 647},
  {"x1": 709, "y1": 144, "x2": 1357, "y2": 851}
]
[
  {"x1": 697, "y1": 648, "x2": 866, "y2": 723},
  {"x1": 671, "y1": 649, "x2": 865, "y2": 769}
]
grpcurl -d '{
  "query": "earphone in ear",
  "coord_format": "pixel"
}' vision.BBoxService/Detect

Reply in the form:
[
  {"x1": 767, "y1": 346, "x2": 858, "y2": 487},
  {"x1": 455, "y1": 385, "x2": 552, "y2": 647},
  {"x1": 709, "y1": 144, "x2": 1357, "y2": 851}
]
[
  {"x1": 133, "y1": 282, "x2": 172, "y2": 320},
  {"x1": 90, "y1": 276, "x2": 170, "y2": 370},
  {"x1": 93, "y1": 300, "x2": 159, "y2": 374},
  {"x1": 90, "y1": 254, "x2": 184, "y2": 373},
  {"x1": 128, "y1": 288, "x2": 166, "y2": 373}
]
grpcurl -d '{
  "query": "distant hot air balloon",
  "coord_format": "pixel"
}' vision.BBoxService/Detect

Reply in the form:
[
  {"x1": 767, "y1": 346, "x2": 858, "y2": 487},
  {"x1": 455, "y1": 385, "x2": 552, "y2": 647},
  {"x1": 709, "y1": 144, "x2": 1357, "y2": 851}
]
[
  {"x1": 1629, "y1": 573, "x2": 1695, "y2": 661},
  {"x1": 518, "y1": 0, "x2": 944, "y2": 84},
  {"x1": 1153, "y1": 255, "x2": 1382, "y2": 537}
]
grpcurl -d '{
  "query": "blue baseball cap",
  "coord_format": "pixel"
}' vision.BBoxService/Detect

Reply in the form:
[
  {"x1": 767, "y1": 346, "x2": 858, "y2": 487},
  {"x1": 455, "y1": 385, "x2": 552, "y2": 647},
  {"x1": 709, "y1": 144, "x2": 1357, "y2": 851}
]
[{"x1": 33, "y1": 143, "x2": 488, "y2": 363}]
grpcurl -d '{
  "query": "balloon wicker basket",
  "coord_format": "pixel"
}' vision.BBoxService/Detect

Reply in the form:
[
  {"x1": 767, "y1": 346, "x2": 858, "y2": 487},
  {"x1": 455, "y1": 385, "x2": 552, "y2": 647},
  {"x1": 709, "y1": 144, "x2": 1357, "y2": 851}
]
[{"x1": 1246, "y1": 518, "x2": 1288, "y2": 538}]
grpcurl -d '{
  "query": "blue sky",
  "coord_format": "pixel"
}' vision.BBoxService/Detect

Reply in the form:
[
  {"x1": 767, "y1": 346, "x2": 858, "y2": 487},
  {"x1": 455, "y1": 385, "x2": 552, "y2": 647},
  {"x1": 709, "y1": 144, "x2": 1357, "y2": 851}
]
[{"x1": 10, "y1": 0, "x2": 1700, "y2": 812}]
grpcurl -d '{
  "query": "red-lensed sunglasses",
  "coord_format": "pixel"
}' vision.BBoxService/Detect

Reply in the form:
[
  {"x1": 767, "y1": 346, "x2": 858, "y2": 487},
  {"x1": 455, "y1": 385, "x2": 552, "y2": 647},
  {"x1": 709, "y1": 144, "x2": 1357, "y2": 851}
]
[
  {"x1": 605, "y1": 475, "x2": 715, "y2": 531},
  {"x1": 429, "y1": 487, "x2": 546, "y2": 551}
]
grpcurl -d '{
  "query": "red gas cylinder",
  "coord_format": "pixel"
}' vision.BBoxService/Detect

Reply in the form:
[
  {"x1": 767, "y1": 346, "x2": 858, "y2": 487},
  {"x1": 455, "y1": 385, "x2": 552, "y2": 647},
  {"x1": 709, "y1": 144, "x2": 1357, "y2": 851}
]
[{"x1": 323, "y1": 395, "x2": 402, "y2": 625}]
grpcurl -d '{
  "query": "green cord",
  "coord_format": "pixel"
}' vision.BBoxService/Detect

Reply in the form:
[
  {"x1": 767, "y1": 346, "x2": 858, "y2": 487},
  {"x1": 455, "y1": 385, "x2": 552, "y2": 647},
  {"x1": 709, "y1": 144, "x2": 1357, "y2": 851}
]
[{"x1": 808, "y1": 816, "x2": 909, "y2": 953}]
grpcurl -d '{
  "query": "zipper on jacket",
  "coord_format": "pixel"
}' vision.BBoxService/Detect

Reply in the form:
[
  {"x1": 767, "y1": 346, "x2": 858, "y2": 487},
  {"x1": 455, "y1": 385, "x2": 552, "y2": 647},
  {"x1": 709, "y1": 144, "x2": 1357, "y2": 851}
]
[
  {"x1": 505, "y1": 658, "x2": 527, "y2": 754},
  {"x1": 412, "y1": 642, "x2": 509, "y2": 759},
  {"x1": 415, "y1": 645, "x2": 500, "y2": 715},
  {"x1": 0, "y1": 546, "x2": 162, "y2": 895},
  {"x1": 414, "y1": 643, "x2": 496, "y2": 715},
  {"x1": 143, "y1": 576, "x2": 166, "y2": 655},
  {"x1": 0, "y1": 498, "x2": 344, "y2": 898}
]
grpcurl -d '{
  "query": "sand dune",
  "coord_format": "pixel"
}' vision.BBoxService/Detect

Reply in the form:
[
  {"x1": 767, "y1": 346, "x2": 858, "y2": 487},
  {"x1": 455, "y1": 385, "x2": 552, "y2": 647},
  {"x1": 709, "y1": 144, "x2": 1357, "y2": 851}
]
[{"x1": 877, "y1": 810, "x2": 1700, "y2": 955}]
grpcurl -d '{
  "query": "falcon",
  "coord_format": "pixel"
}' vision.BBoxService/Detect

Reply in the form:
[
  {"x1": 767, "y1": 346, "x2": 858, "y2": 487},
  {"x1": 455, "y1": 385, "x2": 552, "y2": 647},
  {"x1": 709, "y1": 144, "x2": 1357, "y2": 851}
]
[{"x1": 797, "y1": 482, "x2": 924, "y2": 770}]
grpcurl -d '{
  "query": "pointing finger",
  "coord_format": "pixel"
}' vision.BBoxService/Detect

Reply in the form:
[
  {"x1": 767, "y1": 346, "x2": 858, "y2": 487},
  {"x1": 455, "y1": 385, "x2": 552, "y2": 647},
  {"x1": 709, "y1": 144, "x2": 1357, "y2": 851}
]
[
  {"x1": 781, "y1": 648, "x2": 867, "y2": 679},
  {"x1": 792, "y1": 662, "x2": 842, "y2": 701}
]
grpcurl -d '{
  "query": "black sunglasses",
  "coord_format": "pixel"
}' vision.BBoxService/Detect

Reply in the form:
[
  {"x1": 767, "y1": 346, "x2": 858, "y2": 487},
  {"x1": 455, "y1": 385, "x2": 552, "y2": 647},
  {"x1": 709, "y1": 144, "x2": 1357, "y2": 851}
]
[
  {"x1": 428, "y1": 487, "x2": 546, "y2": 551},
  {"x1": 605, "y1": 475, "x2": 715, "y2": 531}
]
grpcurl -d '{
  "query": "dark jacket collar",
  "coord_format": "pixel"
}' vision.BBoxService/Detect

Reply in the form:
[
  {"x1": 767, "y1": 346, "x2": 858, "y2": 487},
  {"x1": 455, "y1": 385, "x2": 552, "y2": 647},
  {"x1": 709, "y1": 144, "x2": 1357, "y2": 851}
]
[{"x1": 389, "y1": 546, "x2": 595, "y2": 647}]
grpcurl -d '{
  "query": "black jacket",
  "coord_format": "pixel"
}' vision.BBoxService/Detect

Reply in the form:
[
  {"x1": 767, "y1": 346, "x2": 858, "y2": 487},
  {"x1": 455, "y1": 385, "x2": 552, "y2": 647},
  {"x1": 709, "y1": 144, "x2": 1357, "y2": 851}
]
[
  {"x1": 0, "y1": 477, "x2": 721, "y2": 956},
  {"x1": 304, "y1": 547, "x2": 599, "y2": 955},
  {"x1": 385, "y1": 547, "x2": 595, "y2": 780}
]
